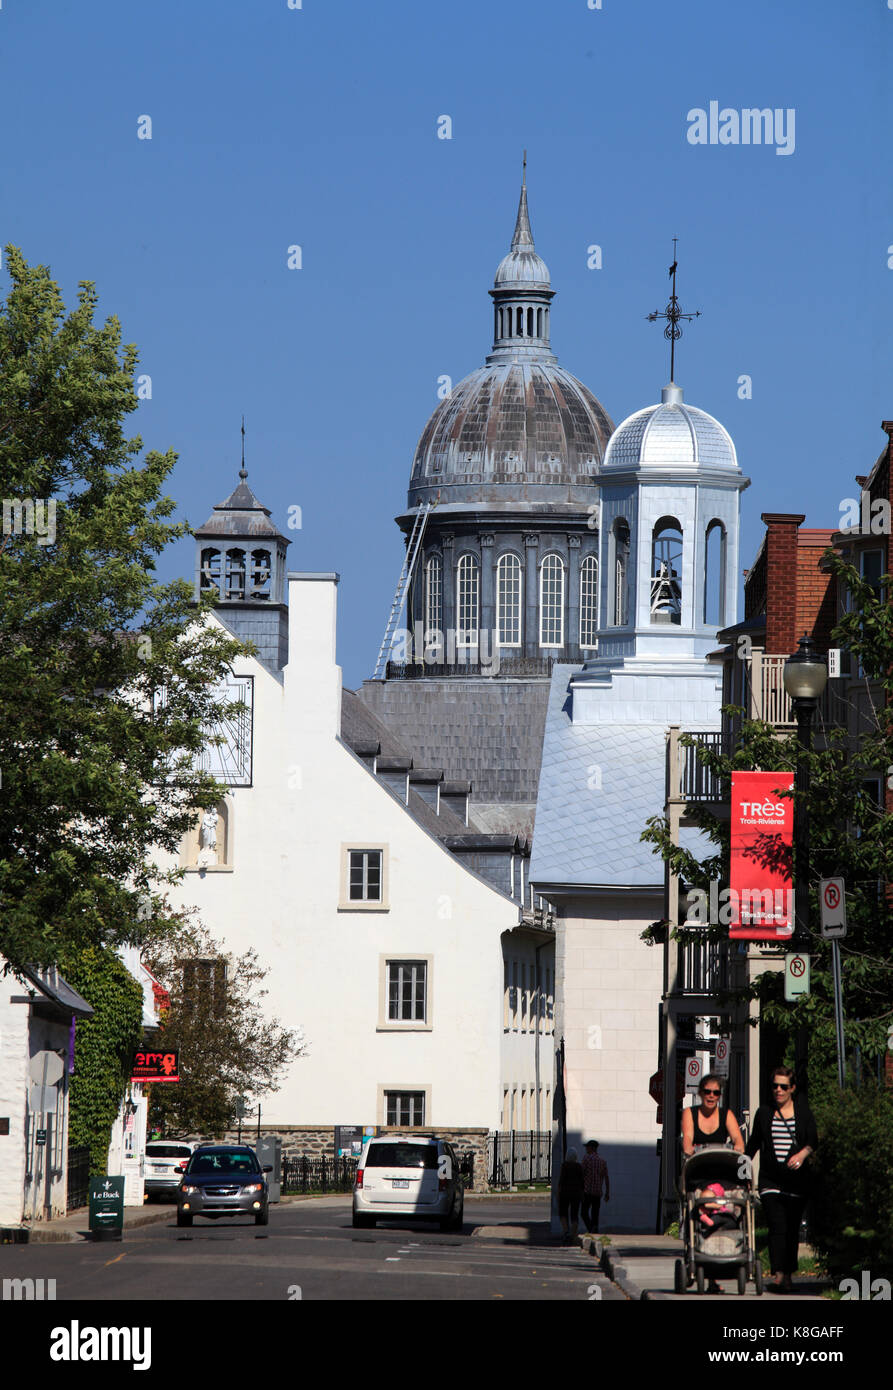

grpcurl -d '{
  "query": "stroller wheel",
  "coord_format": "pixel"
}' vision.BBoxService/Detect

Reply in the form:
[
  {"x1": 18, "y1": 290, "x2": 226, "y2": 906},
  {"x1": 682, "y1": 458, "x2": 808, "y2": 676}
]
[
  {"x1": 754, "y1": 1262, "x2": 764, "y2": 1296},
  {"x1": 737, "y1": 1265, "x2": 747, "y2": 1295},
  {"x1": 696, "y1": 1264, "x2": 705, "y2": 1295},
  {"x1": 674, "y1": 1259, "x2": 685, "y2": 1295}
]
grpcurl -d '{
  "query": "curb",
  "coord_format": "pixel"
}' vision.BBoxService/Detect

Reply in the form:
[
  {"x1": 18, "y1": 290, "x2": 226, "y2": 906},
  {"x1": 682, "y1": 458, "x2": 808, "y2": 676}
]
[{"x1": 27, "y1": 1208, "x2": 173, "y2": 1244}]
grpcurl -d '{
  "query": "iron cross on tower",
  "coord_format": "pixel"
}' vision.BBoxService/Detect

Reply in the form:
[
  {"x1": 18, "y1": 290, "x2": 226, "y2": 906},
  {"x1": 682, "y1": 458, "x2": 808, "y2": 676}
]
[{"x1": 646, "y1": 238, "x2": 701, "y2": 382}]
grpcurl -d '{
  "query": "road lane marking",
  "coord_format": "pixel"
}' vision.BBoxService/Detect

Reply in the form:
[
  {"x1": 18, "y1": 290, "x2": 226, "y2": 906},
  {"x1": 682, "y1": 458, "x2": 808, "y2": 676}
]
[{"x1": 104, "y1": 1253, "x2": 126, "y2": 1268}]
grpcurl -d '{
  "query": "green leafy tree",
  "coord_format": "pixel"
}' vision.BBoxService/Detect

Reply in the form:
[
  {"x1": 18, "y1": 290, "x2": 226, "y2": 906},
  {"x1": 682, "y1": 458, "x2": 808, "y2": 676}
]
[
  {"x1": 0, "y1": 247, "x2": 245, "y2": 968},
  {"x1": 640, "y1": 549, "x2": 893, "y2": 1069},
  {"x1": 144, "y1": 920, "x2": 303, "y2": 1137}
]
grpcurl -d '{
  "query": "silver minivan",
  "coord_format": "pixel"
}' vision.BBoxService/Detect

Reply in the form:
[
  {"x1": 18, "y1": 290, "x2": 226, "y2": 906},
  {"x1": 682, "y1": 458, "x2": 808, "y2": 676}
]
[{"x1": 352, "y1": 1136, "x2": 464, "y2": 1231}]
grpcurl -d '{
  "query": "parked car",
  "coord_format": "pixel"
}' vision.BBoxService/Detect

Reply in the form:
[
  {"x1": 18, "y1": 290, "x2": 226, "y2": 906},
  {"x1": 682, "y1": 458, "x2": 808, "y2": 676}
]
[
  {"x1": 352, "y1": 1136, "x2": 464, "y2": 1231},
  {"x1": 176, "y1": 1144, "x2": 272, "y2": 1227},
  {"x1": 144, "y1": 1141, "x2": 194, "y2": 1200}
]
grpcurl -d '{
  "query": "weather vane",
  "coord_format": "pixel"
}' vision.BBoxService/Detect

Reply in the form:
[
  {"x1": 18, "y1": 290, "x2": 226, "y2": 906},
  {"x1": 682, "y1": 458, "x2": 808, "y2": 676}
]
[{"x1": 646, "y1": 238, "x2": 700, "y2": 382}]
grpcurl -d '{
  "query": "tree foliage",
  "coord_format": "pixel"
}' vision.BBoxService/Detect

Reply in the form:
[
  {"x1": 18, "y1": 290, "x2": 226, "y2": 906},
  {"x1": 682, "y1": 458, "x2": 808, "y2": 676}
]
[
  {"x1": 640, "y1": 549, "x2": 893, "y2": 1066},
  {"x1": 143, "y1": 919, "x2": 303, "y2": 1137},
  {"x1": 0, "y1": 247, "x2": 245, "y2": 967}
]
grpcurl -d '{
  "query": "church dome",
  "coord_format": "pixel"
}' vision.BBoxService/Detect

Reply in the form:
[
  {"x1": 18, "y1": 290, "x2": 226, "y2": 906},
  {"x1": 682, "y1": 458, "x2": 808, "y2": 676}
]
[
  {"x1": 603, "y1": 384, "x2": 738, "y2": 472},
  {"x1": 410, "y1": 361, "x2": 612, "y2": 495},
  {"x1": 408, "y1": 169, "x2": 613, "y2": 510}
]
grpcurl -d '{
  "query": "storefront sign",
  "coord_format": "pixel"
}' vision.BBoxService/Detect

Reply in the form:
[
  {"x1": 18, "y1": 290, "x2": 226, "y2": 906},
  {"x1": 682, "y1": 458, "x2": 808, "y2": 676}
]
[
  {"x1": 729, "y1": 770, "x2": 794, "y2": 940},
  {"x1": 131, "y1": 1049, "x2": 179, "y2": 1083}
]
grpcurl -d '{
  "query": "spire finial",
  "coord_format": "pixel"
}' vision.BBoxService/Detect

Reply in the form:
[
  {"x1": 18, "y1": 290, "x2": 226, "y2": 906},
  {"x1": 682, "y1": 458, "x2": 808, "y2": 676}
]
[
  {"x1": 646, "y1": 238, "x2": 701, "y2": 384},
  {"x1": 239, "y1": 416, "x2": 247, "y2": 481},
  {"x1": 511, "y1": 155, "x2": 534, "y2": 252}
]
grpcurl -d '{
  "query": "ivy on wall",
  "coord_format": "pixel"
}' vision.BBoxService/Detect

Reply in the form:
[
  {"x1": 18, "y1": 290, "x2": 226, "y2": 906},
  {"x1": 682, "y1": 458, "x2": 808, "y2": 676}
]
[{"x1": 60, "y1": 947, "x2": 145, "y2": 1175}]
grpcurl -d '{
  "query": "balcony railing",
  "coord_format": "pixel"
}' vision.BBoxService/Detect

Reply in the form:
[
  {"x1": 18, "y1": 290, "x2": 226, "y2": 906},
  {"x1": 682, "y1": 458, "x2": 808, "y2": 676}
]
[{"x1": 678, "y1": 932, "x2": 730, "y2": 994}]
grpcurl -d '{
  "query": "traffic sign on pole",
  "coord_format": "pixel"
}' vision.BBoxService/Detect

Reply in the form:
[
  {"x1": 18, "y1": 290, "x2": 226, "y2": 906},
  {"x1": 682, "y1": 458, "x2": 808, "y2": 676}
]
[
  {"x1": 684, "y1": 1056, "x2": 703, "y2": 1094},
  {"x1": 820, "y1": 878, "x2": 847, "y2": 939},
  {"x1": 785, "y1": 953, "x2": 810, "y2": 1000},
  {"x1": 714, "y1": 1038, "x2": 730, "y2": 1078}
]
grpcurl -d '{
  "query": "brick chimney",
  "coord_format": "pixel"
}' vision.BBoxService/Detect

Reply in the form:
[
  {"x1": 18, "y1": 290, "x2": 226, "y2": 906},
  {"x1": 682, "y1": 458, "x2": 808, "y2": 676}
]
[{"x1": 761, "y1": 513, "x2": 805, "y2": 655}]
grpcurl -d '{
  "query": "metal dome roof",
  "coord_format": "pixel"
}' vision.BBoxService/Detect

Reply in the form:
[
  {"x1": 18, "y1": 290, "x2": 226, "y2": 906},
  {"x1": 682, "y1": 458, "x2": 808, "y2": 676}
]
[
  {"x1": 409, "y1": 360, "x2": 613, "y2": 499},
  {"x1": 603, "y1": 384, "x2": 738, "y2": 472}
]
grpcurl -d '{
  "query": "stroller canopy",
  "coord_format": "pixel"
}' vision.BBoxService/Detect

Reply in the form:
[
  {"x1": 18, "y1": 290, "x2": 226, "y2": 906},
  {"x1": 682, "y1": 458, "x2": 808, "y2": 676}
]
[{"x1": 679, "y1": 1145, "x2": 749, "y2": 1194}]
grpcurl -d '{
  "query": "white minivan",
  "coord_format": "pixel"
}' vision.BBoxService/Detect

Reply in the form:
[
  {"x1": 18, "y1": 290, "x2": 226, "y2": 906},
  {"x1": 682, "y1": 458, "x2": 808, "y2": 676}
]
[{"x1": 352, "y1": 1136, "x2": 464, "y2": 1231}]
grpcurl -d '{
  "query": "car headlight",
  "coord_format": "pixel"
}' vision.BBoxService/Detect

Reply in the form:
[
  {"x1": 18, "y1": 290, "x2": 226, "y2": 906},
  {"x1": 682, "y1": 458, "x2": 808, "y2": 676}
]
[
  {"x1": 181, "y1": 1184, "x2": 199, "y2": 1194},
  {"x1": 243, "y1": 1183, "x2": 264, "y2": 1194}
]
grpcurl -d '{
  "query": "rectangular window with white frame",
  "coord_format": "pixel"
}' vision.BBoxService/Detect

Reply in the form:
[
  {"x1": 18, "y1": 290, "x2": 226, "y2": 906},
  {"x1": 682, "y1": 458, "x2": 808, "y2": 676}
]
[
  {"x1": 385, "y1": 959, "x2": 427, "y2": 1024},
  {"x1": 385, "y1": 1091, "x2": 426, "y2": 1126},
  {"x1": 340, "y1": 845, "x2": 389, "y2": 910}
]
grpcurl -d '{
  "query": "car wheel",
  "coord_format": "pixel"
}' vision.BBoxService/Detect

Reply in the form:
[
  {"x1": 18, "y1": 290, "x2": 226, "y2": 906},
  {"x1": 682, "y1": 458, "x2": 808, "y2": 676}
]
[
  {"x1": 452, "y1": 1200, "x2": 464, "y2": 1232},
  {"x1": 352, "y1": 1211, "x2": 372, "y2": 1229},
  {"x1": 176, "y1": 1211, "x2": 193, "y2": 1228},
  {"x1": 674, "y1": 1259, "x2": 686, "y2": 1295},
  {"x1": 255, "y1": 1208, "x2": 269, "y2": 1226}
]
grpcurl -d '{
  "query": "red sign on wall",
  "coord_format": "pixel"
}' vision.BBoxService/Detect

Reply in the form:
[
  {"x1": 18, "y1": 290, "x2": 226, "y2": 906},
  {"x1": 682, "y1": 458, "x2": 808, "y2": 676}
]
[
  {"x1": 729, "y1": 770, "x2": 794, "y2": 940},
  {"x1": 131, "y1": 1050, "x2": 180, "y2": 1083}
]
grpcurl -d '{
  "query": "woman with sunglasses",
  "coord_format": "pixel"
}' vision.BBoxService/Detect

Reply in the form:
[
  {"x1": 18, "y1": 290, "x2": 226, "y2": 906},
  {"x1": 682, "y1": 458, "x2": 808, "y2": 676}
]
[
  {"x1": 681, "y1": 1074, "x2": 745, "y2": 1157},
  {"x1": 744, "y1": 1066, "x2": 818, "y2": 1293}
]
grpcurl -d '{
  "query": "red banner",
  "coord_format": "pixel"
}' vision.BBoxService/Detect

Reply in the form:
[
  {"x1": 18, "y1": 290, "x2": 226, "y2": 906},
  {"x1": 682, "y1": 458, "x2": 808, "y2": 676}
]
[{"x1": 729, "y1": 770, "x2": 794, "y2": 940}]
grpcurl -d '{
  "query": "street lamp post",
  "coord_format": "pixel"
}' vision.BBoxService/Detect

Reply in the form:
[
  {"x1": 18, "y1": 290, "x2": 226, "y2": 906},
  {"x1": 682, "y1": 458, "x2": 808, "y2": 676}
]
[{"x1": 782, "y1": 634, "x2": 828, "y2": 1090}]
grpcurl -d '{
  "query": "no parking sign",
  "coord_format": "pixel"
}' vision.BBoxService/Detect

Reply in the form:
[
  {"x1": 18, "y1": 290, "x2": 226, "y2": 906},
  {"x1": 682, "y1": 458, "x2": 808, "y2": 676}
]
[
  {"x1": 714, "y1": 1038, "x2": 730, "y2": 1078},
  {"x1": 684, "y1": 1055, "x2": 704, "y2": 1095}
]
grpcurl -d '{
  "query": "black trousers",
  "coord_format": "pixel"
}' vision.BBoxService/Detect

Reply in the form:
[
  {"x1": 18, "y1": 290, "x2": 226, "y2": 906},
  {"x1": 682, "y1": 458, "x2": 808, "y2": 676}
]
[
  {"x1": 558, "y1": 1193, "x2": 581, "y2": 1224},
  {"x1": 761, "y1": 1192, "x2": 807, "y2": 1275},
  {"x1": 582, "y1": 1194, "x2": 601, "y2": 1233}
]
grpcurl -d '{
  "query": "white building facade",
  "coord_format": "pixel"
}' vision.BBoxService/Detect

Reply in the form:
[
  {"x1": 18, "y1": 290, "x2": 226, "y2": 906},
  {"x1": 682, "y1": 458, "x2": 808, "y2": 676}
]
[{"x1": 530, "y1": 381, "x2": 749, "y2": 1230}]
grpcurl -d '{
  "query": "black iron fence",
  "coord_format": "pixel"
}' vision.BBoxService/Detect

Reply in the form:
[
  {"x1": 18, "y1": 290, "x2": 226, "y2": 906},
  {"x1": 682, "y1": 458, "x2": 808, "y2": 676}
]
[
  {"x1": 67, "y1": 1145, "x2": 90, "y2": 1211},
  {"x1": 281, "y1": 1150, "x2": 477, "y2": 1195},
  {"x1": 487, "y1": 1131, "x2": 551, "y2": 1188},
  {"x1": 282, "y1": 1155, "x2": 357, "y2": 1194}
]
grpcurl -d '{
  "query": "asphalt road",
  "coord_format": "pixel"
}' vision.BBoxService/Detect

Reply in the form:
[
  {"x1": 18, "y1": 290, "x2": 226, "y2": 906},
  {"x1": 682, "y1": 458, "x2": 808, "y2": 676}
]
[{"x1": 0, "y1": 1196, "x2": 624, "y2": 1302}]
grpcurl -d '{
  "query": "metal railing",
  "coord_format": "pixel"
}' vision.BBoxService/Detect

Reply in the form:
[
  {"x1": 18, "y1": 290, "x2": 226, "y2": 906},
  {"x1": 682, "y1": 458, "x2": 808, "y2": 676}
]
[
  {"x1": 281, "y1": 1155, "x2": 358, "y2": 1194},
  {"x1": 488, "y1": 1131, "x2": 551, "y2": 1187},
  {"x1": 66, "y1": 1145, "x2": 90, "y2": 1211},
  {"x1": 385, "y1": 656, "x2": 557, "y2": 680},
  {"x1": 678, "y1": 932, "x2": 730, "y2": 994}
]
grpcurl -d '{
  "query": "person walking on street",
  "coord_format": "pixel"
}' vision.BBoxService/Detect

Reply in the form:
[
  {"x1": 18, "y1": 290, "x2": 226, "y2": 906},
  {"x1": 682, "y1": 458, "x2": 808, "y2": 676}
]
[
  {"x1": 558, "y1": 1147, "x2": 584, "y2": 1242},
  {"x1": 581, "y1": 1140, "x2": 610, "y2": 1233},
  {"x1": 681, "y1": 1073, "x2": 745, "y2": 1156},
  {"x1": 745, "y1": 1065, "x2": 818, "y2": 1293}
]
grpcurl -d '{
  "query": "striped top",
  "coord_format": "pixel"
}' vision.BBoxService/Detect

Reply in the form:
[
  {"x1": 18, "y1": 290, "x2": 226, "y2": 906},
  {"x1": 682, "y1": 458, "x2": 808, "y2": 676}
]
[{"x1": 762, "y1": 1112, "x2": 797, "y2": 1195}]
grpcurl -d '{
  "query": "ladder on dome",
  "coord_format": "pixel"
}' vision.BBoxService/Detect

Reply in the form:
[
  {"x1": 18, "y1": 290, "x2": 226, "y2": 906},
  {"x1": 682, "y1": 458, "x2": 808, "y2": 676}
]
[{"x1": 372, "y1": 498, "x2": 437, "y2": 680}]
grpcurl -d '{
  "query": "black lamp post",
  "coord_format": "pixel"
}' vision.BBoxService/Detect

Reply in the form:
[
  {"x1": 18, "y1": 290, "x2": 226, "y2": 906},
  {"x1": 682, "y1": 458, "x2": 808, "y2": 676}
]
[{"x1": 782, "y1": 634, "x2": 828, "y2": 1085}]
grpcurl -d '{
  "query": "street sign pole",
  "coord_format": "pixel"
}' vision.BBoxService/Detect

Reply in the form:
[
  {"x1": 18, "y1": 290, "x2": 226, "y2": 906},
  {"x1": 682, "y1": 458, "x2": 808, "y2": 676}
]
[{"x1": 831, "y1": 939, "x2": 846, "y2": 1089}]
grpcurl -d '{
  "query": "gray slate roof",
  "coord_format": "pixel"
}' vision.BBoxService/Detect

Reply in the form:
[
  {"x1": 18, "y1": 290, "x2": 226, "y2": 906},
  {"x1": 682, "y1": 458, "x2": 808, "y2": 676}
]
[{"x1": 528, "y1": 664, "x2": 668, "y2": 889}]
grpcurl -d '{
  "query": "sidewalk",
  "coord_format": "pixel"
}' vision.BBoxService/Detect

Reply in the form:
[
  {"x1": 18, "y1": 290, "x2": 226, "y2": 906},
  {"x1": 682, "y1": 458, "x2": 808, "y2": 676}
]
[{"x1": 581, "y1": 1232, "x2": 831, "y2": 1301}]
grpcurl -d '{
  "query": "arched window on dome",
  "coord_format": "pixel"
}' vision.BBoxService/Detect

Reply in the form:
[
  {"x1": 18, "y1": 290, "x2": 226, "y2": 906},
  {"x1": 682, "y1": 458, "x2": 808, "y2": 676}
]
[
  {"x1": 537, "y1": 307, "x2": 543, "y2": 337},
  {"x1": 651, "y1": 518, "x2": 683, "y2": 625},
  {"x1": 496, "y1": 553, "x2": 523, "y2": 647},
  {"x1": 516, "y1": 306, "x2": 523, "y2": 336},
  {"x1": 200, "y1": 548, "x2": 221, "y2": 594},
  {"x1": 610, "y1": 519, "x2": 630, "y2": 626},
  {"x1": 249, "y1": 549, "x2": 272, "y2": 600},
  {"x1": 527, "y1": 307, "x2": 534, "y2": 337},
  {"x1": 225, "y1": 548, "x2": 246, "y2": 601},
  {"x1": 425, "y1": 554, "x2": 443, "y2": 642},
  {"x1": 704, "y1": 521, "x2": 727, "y2": 626},
  {"x1": 539, "y1": 553, "x2": 565, "y2": 648},
  {"x1": 456, "y1": 554, "x2": 479, "y2": 649},
  {"x1": 579, "y1": 555, "x2": 599, "y2": 649}
]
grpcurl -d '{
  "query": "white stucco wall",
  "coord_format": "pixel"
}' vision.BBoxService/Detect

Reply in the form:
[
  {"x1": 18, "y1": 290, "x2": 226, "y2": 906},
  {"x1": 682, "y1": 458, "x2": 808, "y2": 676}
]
[
  {"x1": 157, "y1": 575, "x2": 519, "y2": 1131},
  {"x1": 0, "y1": 981, "x2": 30, "y2": 1225},
  {"x1": 556, "y1": 894, "x2": 663, "y2": 1230}
]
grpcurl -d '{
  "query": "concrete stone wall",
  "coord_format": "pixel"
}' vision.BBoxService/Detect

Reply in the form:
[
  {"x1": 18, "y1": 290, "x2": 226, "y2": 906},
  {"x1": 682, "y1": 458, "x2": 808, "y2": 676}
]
[{"x1": 180, "y1": 1125, "x2": 491, "y2": 1192}]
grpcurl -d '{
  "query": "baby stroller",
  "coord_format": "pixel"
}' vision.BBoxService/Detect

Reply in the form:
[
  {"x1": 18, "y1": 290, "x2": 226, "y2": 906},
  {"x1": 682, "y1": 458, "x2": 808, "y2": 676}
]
[{"x1": 674, "y1": 1146, "x2": 763, "y2": 1295}]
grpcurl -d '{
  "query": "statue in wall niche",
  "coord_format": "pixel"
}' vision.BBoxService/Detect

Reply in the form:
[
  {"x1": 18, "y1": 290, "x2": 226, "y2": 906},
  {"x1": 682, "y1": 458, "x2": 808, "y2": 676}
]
[{"x1": 197, "y1": 807, "x2": 220, "y2": 867}]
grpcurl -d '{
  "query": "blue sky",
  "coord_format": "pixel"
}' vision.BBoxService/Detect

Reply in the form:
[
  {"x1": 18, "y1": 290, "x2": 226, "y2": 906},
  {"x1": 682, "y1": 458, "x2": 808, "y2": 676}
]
[{"x1": 2, "y1": 1, "x2": 891, "y2": 685}]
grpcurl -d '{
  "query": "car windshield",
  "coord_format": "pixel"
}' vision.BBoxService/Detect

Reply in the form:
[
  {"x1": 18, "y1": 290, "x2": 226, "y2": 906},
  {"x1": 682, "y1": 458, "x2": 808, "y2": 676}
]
[
  {"x1": 365, "y1": 1143, "x2": 438, "y2": 1169},
  {"x1": 146, "y1": 1145, "x2": 192, "y2": 1159},
  {"x1": 186, "y1": 1151, "x2": 260, "y2": 1175}
]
